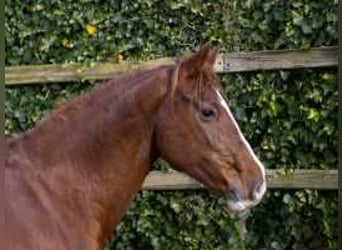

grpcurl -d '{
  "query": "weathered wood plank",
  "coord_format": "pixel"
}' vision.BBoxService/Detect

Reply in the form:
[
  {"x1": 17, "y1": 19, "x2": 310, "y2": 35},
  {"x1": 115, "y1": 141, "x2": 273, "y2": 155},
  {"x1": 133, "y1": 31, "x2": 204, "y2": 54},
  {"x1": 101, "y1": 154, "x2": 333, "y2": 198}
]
[
  {"x1": 5, "y1": 46, "x2": 337, "y2": 85},
  {"x1": 5, "y1": 57, "x2": 176, "y2": 86},
  {"x1": 220, "y1": 46, "x2": 338, "y2": 72},
  {"x1": 142, "y1": 169, "x2": 338, "y2": 190}
]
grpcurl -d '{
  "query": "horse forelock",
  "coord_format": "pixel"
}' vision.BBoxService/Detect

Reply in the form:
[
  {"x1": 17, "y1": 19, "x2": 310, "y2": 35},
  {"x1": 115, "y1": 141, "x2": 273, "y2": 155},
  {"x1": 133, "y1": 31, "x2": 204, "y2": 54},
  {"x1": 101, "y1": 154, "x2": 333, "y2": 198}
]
[{"x1": 169, "y1": 60, "x2": 217, "y2": 102}]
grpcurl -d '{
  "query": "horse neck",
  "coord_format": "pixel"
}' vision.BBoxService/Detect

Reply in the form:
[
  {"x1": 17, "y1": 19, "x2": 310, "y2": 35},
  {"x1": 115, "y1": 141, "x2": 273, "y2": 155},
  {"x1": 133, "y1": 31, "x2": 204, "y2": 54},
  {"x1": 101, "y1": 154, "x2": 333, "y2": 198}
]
[{"x1": 17, "y1": 66, "x2": 171, "y2": 243}]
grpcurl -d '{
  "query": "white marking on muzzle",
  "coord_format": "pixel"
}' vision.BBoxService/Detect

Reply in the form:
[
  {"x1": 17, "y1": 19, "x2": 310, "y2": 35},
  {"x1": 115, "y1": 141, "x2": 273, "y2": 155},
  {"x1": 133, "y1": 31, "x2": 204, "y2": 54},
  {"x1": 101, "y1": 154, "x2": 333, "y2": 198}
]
[
  {"x1": 216, "y1": 90, "x2": 266, "y2": 204},
  {"x1": 227, "y1": 199, "x2": 259, "y2": 213}
]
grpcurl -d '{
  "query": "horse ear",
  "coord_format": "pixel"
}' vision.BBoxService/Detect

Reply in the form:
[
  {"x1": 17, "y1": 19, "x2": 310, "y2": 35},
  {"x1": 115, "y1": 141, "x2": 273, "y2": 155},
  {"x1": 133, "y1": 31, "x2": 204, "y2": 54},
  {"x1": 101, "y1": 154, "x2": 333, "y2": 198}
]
[
  {"x1": 179, "y1": 42, "x2": 218, "y2": 77},
  {"x1": 196, "y1": 41, "x2": 217, "y2": 68}
]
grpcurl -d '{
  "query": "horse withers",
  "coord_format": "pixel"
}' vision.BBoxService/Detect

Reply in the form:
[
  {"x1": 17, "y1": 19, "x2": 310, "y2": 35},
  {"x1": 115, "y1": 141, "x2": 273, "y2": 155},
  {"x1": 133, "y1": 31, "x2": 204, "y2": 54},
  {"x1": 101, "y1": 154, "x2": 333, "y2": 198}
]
[{"x1": 5, "y1": 42, "x2": 266, "y2": 250}]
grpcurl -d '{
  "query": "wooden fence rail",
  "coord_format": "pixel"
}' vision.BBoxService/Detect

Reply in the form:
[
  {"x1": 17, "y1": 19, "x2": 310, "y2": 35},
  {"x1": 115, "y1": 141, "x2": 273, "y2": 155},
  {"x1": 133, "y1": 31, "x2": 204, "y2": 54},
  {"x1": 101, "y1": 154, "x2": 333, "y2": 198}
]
[
  {"x1": 142, "y1": 169, "x2": 338, "y2": 190},
  {"x1": 5, "y1": 46, "x2": 337, "y2": 85}
]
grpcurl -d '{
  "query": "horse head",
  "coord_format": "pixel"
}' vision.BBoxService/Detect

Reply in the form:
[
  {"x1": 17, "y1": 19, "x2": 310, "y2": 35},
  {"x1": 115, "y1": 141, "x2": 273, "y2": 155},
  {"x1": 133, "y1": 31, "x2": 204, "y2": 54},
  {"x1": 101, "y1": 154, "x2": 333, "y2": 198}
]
[{"x1": 155, "y1": 42, "x2": 266, "y2": 213}]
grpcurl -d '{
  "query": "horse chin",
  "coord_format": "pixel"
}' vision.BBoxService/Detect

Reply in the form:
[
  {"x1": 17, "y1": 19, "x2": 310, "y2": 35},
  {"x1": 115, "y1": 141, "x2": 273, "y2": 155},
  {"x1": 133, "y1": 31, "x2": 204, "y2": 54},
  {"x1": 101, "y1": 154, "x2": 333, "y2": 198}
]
[
  {"x1": 226, "y1": 199, "x2": 258, "y2": 214},
  {"x1": 226, "y1": 200, "x2": 248, "y2": 214}
]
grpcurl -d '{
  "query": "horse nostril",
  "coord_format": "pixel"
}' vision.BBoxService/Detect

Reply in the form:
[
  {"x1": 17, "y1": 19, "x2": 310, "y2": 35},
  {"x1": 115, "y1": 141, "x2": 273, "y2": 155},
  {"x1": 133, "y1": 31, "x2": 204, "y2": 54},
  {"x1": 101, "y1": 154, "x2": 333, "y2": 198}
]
[{"x1": 228, "y1": 187, "x2": 242, "y2": 202}]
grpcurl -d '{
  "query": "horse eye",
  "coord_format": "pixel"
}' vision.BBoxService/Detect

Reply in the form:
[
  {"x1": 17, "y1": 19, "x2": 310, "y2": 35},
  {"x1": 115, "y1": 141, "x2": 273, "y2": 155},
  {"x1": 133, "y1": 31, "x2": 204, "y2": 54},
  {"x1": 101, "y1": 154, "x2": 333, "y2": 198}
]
[{"x1": 200, "y1": 107, "x2": 217, "y2": 121}]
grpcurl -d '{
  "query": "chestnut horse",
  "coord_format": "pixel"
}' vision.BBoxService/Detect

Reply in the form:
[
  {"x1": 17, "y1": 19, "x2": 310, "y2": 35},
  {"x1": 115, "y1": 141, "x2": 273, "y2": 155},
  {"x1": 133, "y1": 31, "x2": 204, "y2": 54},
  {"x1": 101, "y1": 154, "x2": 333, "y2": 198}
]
[{"x1": 5, "y1": 43, "x2": 266, "y2": 250}]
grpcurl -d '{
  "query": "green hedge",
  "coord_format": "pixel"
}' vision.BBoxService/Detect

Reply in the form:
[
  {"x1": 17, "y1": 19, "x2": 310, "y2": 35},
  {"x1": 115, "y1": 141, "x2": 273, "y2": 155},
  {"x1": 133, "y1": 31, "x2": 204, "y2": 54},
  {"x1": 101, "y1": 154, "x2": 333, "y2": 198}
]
[{"x1": 5, "y1": 0, "x2": 338, "y2": 249}]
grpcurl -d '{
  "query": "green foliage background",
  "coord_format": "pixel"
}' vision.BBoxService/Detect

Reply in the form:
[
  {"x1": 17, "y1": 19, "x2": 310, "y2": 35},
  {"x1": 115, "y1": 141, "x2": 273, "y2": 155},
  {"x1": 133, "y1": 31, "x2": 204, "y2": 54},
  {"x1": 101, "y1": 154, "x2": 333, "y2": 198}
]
[{"x1": 5, "y1": 0, "x2": 338, "y2": 249}]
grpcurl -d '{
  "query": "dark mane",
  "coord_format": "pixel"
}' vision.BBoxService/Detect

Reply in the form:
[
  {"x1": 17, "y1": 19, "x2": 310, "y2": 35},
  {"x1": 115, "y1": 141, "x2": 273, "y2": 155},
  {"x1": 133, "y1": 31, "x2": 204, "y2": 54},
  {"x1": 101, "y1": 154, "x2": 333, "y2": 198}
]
[
  {"x1": 8, "y1": 65, "x2": 173, "y2": 141},
  {"x1": 50, "y1": 66, "x2": 168, "y2": 122}
]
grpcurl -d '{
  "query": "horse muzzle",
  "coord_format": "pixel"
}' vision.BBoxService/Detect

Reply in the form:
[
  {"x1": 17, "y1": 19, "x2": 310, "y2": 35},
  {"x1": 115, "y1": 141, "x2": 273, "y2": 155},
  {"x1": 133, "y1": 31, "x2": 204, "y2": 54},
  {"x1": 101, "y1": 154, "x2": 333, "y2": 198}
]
[{"x1": 225, "y1": 178, "x2": 267, "y2": 213}]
